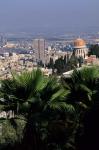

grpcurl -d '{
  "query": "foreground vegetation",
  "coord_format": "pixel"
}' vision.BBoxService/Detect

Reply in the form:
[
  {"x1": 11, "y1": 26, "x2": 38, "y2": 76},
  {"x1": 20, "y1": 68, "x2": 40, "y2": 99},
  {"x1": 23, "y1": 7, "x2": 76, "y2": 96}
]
[{"x1": 0, "y1": 67, "x2": 99, "y2": 150}]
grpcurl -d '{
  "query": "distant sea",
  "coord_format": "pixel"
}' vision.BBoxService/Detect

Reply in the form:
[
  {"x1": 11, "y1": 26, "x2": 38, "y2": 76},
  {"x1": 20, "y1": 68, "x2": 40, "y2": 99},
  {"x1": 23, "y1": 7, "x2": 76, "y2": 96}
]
[{"x1": 0, "y1": 26, "x2": 99, "y2": 39}]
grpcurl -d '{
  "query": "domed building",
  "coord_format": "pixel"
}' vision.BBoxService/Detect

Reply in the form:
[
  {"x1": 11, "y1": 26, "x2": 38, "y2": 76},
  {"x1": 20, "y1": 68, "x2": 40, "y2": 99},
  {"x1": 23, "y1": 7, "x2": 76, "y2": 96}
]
[{"x1": 73, "y1": 38, "x2": 89, "y2": 59}]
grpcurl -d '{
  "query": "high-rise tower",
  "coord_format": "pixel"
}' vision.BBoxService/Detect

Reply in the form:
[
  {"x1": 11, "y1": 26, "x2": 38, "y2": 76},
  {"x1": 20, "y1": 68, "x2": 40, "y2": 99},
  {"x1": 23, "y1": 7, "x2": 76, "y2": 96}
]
[{"x1": 33, "y1": 39, "x2": 45, "y2": 64}]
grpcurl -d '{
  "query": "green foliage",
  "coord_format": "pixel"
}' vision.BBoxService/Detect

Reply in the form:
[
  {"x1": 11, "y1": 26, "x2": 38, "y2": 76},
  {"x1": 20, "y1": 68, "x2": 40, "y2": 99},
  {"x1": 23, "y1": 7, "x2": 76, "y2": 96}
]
[
  {"x1": 66, "y1": 54, "x2": 79, "y2": 71},
  {"x1": 48, "y1": 54, "x2": 81, "y2": 75},
  {"x1": 61, "y1": 66, "x2": 99, "y2": 150},
  {"x1": 88, "y1": 44, "x2": 99, "y2": 57},
  {"x1": 47, "y1": 58, "x2": 54, "y2": 69},
  {"x1": 62, "y1": 67, "x2": 99, "y2": 108},
  {"x1": 0, "y1": 69, "x2": 75, "y2": 150},
  {"x1": 0, "y1": 67, "x2": 99, "y2": 150},
  {"x1": 0, "y1": 119, "x2": 25, "y2": 145},
  {"x1": 0, "y1": 121, "x2": 17, "y2": 144},
  {"x1": 54, "y1": 56, "x2": 67, "y2": 74}
]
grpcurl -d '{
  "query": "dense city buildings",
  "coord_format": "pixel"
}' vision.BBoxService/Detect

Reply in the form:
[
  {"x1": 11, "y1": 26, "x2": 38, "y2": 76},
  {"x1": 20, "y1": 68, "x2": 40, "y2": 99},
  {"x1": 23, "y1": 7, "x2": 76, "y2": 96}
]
[{"x1": 0, "y1": 34, "x2": 99, "y2": 79}]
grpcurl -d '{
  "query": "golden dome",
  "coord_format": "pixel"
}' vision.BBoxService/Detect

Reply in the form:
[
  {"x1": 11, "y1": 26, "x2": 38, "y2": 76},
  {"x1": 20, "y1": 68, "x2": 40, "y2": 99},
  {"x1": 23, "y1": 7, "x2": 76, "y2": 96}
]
[{"x1": 74, "y1": 38, "x2": 86, "y2": 47}]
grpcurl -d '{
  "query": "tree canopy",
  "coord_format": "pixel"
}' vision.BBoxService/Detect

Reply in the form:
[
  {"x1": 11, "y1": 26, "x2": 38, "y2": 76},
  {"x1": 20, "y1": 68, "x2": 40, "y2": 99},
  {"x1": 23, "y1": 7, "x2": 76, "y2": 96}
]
[{"x1": 0, "y1": 67, "x2": 99, "y2": 150}]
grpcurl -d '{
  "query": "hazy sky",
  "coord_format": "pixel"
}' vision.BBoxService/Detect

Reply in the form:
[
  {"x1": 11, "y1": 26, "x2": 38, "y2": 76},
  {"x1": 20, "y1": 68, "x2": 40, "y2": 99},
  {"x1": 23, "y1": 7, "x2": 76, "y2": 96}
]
[{"x1": 0, "y1": 0, "x2": 99, "y2": 34}]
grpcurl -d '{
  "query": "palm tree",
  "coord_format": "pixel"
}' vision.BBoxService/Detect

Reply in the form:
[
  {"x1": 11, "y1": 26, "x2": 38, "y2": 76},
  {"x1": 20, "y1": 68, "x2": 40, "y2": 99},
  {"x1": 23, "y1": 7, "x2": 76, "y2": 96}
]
[
  {"x1": 61, "y1": 66, "x2": 99, "y2": 150},
  {"x1": 0, "y1": 69, "x2": 74, "y2": 150},
  {"x1": 62, "y1": 67, "x2": 99, "y2": 109}
]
